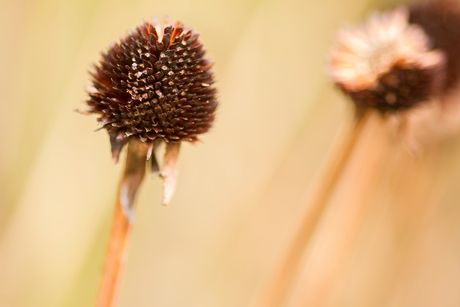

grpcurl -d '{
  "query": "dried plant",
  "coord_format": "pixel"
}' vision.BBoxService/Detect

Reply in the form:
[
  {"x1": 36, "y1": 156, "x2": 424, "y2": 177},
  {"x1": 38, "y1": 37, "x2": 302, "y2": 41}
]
[
  {"x1": 255, "y1": 1, "x2": 460, "y2": 306},
  {"x1": 330, "y1": 7, "x2": 445, "y2": 113},
  {"x1": 82, "y1": 19, "x2": 217, "y2": 307}
]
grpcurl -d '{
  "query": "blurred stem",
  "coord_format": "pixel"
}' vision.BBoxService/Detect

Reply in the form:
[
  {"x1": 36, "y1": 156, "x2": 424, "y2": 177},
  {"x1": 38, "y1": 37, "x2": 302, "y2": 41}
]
[
  {"x1": 254, "y1": 110, "x2": 371, "y2": 307},
  {"x1": 96, "y1": 139, "x2": 148, "y2": 307}
]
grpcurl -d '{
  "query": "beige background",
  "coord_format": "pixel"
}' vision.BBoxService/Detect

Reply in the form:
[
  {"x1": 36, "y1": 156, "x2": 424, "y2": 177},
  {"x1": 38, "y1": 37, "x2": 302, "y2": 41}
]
[{"x1": 2, "y1": 0, "x2": 460, "y2": 306}]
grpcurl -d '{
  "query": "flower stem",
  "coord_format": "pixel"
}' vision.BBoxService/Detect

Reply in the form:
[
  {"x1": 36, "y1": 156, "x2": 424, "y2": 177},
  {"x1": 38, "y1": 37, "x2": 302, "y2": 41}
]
[
  {"x1": 96, "y1": 139, "x2": 148, "y2": 307},
  {"x1": 254, "y1": 110, "x2": 371, "y2": 307}
]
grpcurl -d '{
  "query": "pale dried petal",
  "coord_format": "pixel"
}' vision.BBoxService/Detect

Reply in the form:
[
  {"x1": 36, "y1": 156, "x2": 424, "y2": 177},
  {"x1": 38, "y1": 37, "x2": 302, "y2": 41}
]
[{"x1": 162, "y1": 142, "x2": 181, "y2": 206}]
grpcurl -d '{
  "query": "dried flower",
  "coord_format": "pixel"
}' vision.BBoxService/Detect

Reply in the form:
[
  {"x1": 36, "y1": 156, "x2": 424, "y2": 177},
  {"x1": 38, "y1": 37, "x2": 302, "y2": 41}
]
[
  {"x1": 329, "y1": 7, "x2": 445, "y2": 112},
  {"x1": 84, "y1": 19, "x2": 218, "y2": 307},
  {"x1": 409, "y1": 0, "x2": 460, "y2": 92},
  {"x1": 85, "y1": 19, "x2": 218, "y2": 205}
]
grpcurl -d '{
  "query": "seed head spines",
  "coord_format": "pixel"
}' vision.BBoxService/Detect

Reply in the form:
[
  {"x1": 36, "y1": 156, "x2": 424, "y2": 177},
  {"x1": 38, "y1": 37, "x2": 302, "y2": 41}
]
[{"x1": 86, "y1": 20, "x2": 218, "y2": 160}]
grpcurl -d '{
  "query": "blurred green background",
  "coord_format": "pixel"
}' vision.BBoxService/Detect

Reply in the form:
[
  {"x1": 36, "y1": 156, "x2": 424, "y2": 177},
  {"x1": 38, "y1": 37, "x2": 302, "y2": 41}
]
[{"x1": 2, "y1": 0, "x2": 460, "y2": 306}]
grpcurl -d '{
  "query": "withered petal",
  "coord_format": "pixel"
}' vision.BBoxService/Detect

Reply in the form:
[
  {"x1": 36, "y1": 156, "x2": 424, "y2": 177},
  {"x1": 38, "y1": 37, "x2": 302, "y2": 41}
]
[
  {"x1": 119, "y1": 139, "x2": 149, "y2": 221},
  {"x1": 148, "y1": 141, "x2": 161, "y2": 177},
  {"x1": 110, "y1": 131, "x2": 129, "y2": 164},
  {"x1": 161, "y1": 142, "x2": 181, "y2": 206}
]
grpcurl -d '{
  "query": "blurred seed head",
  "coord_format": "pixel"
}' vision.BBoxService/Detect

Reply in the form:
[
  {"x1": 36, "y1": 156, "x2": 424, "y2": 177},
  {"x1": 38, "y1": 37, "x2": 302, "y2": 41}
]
[
  {"x1": 409, "y1": 0, "x2": 460, "y2": 93},
  {"x1": 86, "y1": 19, "x2": 218, "y2": 162},
  {"x1": 329, "y1": 7, "x2": 446, "y2": 112}
]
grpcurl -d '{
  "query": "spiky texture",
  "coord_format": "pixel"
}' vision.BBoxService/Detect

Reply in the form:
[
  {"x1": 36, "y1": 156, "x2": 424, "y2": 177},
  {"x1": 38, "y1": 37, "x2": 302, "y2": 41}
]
[
  {"x1": 330, "y1": 7, "x2": 445, "y2": 112},
  {"x1": 86, "y1": 20, "x2": 217, "y2": 160}
]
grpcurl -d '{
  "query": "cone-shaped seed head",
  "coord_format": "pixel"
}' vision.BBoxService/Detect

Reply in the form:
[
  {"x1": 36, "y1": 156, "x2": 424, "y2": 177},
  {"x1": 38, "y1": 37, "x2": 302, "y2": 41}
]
[
  {"x1": 329, "y1": 7, "x2": 445, "y2": 112},
  {"x1": 86, "y1": 20, "x2": 218, "y2": 160}
]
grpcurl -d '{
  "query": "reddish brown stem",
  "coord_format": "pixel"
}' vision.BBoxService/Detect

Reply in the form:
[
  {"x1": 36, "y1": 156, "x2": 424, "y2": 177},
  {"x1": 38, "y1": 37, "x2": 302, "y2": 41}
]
[
  {"x1": 254, "y1": 110, "x2": 372, "y2": 307},
  {"x1": 96, "y1": 139, "x2": 148, "y2": 307}
]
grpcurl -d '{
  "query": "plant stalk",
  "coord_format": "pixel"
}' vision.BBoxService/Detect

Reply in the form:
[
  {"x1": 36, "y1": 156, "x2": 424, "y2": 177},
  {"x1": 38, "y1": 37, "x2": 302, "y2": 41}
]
[
  {"x1": 254, "y1": 110, "x2": 371, "y2": 307},
  {"x1": 96, "y1": 139, "x2": 148, "y2": 307}
]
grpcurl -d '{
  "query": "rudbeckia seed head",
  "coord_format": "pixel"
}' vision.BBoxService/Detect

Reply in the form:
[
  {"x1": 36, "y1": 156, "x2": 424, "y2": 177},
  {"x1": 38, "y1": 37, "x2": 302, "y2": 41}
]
[
  {"x1": 86, "y1": 19, "x2": 218, "y2": 161},
  {"x1": 329, "y1": 7, "x2": 445, "y2": 112}
]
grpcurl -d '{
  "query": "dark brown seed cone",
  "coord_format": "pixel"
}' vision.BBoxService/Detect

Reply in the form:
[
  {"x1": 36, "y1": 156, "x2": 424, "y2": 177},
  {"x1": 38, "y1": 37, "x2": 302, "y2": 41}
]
[
  {"x1": 342, "y1": 62, "x2": 445, "y2": 112},
  {"x1": 409, "y1": 0, "x2": 460, "y2": 92},
  {"x1": 86, "y1": 20, "x2": 217, "y2": 161}
]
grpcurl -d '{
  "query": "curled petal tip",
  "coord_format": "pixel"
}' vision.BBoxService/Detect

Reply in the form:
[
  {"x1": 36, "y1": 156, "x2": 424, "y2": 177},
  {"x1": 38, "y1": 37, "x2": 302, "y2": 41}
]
[
  {"x1": 110, "y1": 132, "x2": 128, "y2": 164},
  {"x1": 146, "y1": 142, "x2": 154, "y2": 160}
]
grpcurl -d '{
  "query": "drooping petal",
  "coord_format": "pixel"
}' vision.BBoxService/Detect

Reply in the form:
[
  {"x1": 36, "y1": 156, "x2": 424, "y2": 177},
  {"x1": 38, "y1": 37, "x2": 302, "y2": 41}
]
[
  {"x1": 147, "y1": 141, "x2": 161, "y2": 178},
  {"x1": 109, "y1": 131, "x2": 129, "y2": 164},
  {"x1": 162, "y1": 142, "x2": 181, "y2": 206},
  {"x1": 118, "y1": 139, "x2": 148, "y2": 221}
]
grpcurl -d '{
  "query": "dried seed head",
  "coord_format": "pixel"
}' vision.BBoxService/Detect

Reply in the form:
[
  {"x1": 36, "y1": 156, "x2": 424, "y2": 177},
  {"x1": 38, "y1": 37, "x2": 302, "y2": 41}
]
[
  {"x1": 329, "y1": 7, "x2": 445, "y2": 112},
  {"x1": 86, "y1": 19, "x2": 218, "y2": 162},
  {"x1": 409, "y1": 0, "x2": 460, "y2": 92}
]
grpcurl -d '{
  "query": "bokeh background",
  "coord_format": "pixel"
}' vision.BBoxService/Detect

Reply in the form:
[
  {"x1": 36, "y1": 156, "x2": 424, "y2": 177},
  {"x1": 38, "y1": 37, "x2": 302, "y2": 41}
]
[{"x1": 2, "y1": 0, "x2": 460, "y2": 306}]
